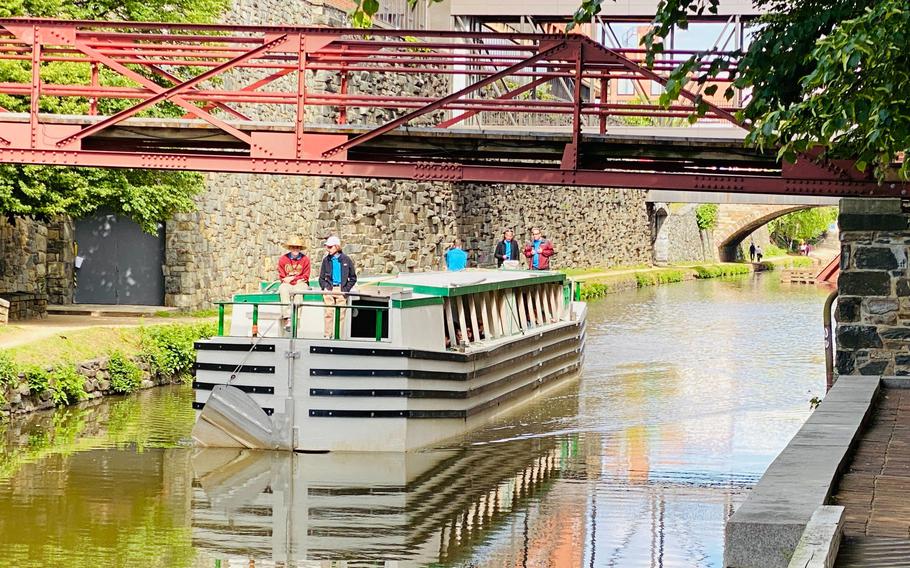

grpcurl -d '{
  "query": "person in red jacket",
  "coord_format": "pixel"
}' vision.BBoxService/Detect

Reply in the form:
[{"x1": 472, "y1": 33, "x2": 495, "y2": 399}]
[
  {"x1": 278, "y1": 235, "x2": 311, "y2": 332},
  {"x1": 523, "y1": 227, "x2": 555, "y2": 270}
]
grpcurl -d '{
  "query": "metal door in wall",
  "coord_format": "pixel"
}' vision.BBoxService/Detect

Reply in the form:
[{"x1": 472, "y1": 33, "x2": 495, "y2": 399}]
[{"x1": 74, "y1": 213, "x2": 165, "y2": 305}]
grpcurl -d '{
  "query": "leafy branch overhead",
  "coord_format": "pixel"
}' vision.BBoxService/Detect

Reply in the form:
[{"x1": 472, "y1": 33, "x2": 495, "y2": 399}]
[
  {"x1": 569, "y1": 0, "x2": 910, "y2": 181},
  {"x1": 351, "y1": 0, "x2": 445, "y2": 28}
]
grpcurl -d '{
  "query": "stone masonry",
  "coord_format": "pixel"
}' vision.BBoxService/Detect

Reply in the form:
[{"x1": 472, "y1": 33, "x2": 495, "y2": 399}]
[{"x1": 836, "y1": 198, "x2": 910, "y2": 376}]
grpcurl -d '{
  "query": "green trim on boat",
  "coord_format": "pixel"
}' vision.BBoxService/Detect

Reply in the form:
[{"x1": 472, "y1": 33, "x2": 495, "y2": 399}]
[
  {"x1": 379, "y1": 272, "x2": 565, "y2": 297},
  {"x1": 391, "y1": 296, "x2": 444, "y2": 309}
]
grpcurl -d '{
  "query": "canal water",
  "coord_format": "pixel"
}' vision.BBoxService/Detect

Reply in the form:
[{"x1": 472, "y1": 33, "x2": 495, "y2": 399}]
[{"x1": 0, "y1": 274, "x2": 830, "y2": 567}]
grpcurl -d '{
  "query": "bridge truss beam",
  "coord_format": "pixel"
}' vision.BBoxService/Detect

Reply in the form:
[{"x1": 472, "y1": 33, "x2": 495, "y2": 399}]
[{"x1": 0, "y1": 18, "x2": 903, "y2": 198}]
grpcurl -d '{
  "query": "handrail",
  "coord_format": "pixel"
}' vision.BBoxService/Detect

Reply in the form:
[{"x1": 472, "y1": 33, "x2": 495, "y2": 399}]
[{"x1": 214, "y1": 300, "x2": 389, "y2": 341}]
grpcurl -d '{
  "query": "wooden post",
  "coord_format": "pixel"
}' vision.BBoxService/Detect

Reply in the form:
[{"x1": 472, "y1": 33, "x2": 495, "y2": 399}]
[
  {"x1": 516, "y1": 290, "x2": 528, "y2": 330},
  {"x1": 479, "y1": 292, "x2": 492, "y2": 341},
  {"x1": 456, "y1": 295, "x2": 469, "y2": 345},
  {"x1": 540, "y1": 285, "x2": 552, "y2": 323},
  {"x1": 467, "y1": 294, "x2": 481, "y2": 344},
  {"x1": 499, "y1": 291, "x2": 511, "y2": 336},
  {"x1": 444, "y1": 298, "x2": 457, "y2": 348}
]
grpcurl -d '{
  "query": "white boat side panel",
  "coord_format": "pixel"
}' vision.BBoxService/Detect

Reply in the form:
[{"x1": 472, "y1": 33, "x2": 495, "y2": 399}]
[{"x1": 391, "y1": 304, "x2": 445, "y2": 350}]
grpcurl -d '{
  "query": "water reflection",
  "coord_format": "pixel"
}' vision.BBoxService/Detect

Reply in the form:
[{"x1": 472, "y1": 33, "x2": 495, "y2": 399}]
[{"x1": 0, "y1": 275, "x2": 830, "y2": 568}]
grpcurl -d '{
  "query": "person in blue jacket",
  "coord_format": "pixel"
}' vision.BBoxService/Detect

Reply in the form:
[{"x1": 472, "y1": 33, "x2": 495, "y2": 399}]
[
  {"x1": 445, "y1": 238, "x2": 468, "y2": 271},
  {"x1": 318, "y1": 235, "x2": 357, "y2": 339},
  {"x1": 494, "y1": 229, "x2": 521, "y2": 267}
]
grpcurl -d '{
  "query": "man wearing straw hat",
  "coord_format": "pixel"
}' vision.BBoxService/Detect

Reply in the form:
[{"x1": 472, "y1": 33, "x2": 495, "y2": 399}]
[
  {"x1": 319, "y1": 235, "x2": 358, "y2": 339},
  {"x1": 277, "y1": 235, "x2": 311, "y2": 332}
]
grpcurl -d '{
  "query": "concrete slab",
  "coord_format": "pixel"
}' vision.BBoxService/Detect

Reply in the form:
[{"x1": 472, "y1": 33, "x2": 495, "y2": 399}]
[
  {"x1": 787, "y1": 506, "x2": 845, "y2": 568},
  {"x1": 47, "y1": 304, "x2": 178, "y2": 317},
  {"x1": 724, "y1": 376, "x2": 878, "y2": 568}
]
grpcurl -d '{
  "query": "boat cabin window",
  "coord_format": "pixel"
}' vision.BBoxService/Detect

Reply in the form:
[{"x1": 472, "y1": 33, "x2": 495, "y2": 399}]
[{"x1": 350, "y1": 297, "x2": 390, "y2": 340}]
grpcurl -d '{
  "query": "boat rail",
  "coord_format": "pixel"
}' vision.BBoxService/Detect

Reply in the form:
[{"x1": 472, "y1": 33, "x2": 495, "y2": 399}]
[{"x1": 213, "y1": 300, "x2": 388, "y2": 341}]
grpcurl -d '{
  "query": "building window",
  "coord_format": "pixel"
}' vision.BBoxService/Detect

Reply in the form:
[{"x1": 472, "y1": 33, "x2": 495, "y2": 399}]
[
  {"x1": 651, "y1": 81, "x2": 663, "y2": 96},
  {"x1": 617, "y1": 79, "x2": 634, "y2": 96}
]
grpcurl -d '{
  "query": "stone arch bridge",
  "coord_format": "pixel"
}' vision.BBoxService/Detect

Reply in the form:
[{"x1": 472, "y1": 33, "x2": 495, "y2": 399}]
[{"x1": 646, "y1": 192, "x2": 840, "y2": 262}]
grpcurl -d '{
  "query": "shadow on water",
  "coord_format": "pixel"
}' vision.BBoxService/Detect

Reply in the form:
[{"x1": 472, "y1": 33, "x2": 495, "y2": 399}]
[{"x1": 0, "y1": 274, "x2": 831, "y2": 567}]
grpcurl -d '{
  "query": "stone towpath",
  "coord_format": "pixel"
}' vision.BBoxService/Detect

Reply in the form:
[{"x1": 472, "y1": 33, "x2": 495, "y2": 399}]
[
  {"x1": 833, "y1": 387, "x2": 910, "y2": 566},
  {"x1": 0, "y1": 314, "x2": 206, "y2": 349}
]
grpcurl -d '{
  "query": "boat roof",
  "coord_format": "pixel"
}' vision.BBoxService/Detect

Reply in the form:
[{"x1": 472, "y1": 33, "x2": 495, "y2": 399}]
[{"x1": 378, "y1": 269, "x2": 565, "y2": 297}]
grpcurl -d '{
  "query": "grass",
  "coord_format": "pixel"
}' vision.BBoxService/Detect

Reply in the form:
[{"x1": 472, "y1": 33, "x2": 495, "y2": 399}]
[
  {"x1": 153, "y1": 307, "x2": 225, "y2": 318},
  {"x1": 3, "y1": 327, "x2": 142, "y2": 368}
]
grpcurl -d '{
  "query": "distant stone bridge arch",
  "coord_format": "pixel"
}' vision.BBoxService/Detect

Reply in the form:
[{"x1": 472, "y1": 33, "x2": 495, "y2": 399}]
[{"x1": 714, "y1": 204, "x2": 813, "y2": 261}]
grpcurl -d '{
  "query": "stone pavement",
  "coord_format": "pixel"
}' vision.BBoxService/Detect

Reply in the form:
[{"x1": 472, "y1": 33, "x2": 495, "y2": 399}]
[{"x1": 833, "y1": 386, "x2": 910, "y2": 567}]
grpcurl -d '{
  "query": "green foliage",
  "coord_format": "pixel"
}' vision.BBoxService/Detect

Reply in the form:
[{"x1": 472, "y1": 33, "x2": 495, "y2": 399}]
[
  {"x1": 0, "y1": 0, "x2": 230, "y2": 228},
  {"x1": 768, "y1": 207, "x2": 838, "y2": 251},
  {"x1": 579, "y1": 282, "x2": 610, "y2": 301},
  {"x1": 139, "y1": 323, "x2": 217, "y2": 378},
  {"x1": 761, "y1": 244, "x2": 789, "y2": 257},
  {"x1": 49, "y1": 366, "x2": 86, "y2": 406},
  {"x1": 108, "y1": 352, "x2": 143, "y2": 394},
  {"x1": 23, "y1": 365, "x2": 50, "y2": 394},
  {"x1": 0, "y1": 352, "x2": 18, "y2": 387},
  {"x1": 635, "y1": 269, "x2": 687, "y2": 287},
  {"x1": 695, "y1": 204, "x2": 718, "y2": 231},
  {"x1": 692, "y1": 264, "x2": 750, "y2": 279}
]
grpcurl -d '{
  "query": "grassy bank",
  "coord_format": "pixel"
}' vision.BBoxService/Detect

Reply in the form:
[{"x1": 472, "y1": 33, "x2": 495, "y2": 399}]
[
  {"x1": 0, "y1": 322, "x2": 218, "y2": 410},
  {"x1": 568, "y1": 256, "x2": 815, "y2": 302}
]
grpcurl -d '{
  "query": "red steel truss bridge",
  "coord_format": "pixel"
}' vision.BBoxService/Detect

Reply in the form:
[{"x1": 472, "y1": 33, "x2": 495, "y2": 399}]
[{"x1": 0, "y1": 18, "x2": 904, "y2": 197}]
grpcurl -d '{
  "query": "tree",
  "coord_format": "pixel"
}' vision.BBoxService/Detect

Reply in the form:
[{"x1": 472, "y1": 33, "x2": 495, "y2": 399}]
[
  {"x1": 768, "y1": 207, "x2": 838, "y2": 251},
  {"x1": 570, "y1": 0, "x2": 910, "y2": 181},
  {"x1": 0, "y1": 0, "x2": 230, "y2": 232}
]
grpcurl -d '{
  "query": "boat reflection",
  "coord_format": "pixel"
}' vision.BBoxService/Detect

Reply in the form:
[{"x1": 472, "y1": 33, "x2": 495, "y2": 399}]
[{"x1": 191, "y1": 434, "x2": 587, "y2": 566}]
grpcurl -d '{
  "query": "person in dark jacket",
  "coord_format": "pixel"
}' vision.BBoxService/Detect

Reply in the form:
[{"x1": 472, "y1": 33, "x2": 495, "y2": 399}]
[
  {"x1": 318, "y1": 235, "x2": 357, "y2": 339},
  {"x1": 494, "y1": 229, "x2": 521, "y2": 267},
  {"x1": 523, "y1": 227, "x2": 555, "y2": 270}
]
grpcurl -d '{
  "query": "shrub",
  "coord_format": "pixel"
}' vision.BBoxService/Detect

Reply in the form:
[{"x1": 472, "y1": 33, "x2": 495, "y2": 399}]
[
  {"x1": 23, "y1": 366, "x2": 50, "y2": 394},
  {"x1": 140, "y1": 323, "x2": 217, "y2": 378},
  {"x1": 695, "y1": 204, "x2": 719, "y2": 230},
  {"x1": 0, "y1": 352, "x2": 18, "y2": 387},
  {"x1": 49, "y1": 366, "x2": 86, "y2": 406},
  {"x1": 108, "y1": 351, "x2": 143, "y2": 394},
  {"x1": 693, "y1": 264, "x2": 751, "y2": 279},
  {"x1": 579, "y1": 282, "x2": 610, "y2": 301}
]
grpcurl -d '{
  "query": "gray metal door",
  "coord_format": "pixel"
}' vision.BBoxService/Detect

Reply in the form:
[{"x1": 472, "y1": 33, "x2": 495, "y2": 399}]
[{"x1": 74, "y1": 213, "x2": 165, "y2": 305}]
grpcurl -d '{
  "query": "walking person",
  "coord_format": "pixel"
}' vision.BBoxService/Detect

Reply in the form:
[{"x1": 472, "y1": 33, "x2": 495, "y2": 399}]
[
  {"x1": 277, "y1": 235, "x2": 311, "y2": 332},
  {"x1": 523, "y1": 227, "x2": 555, "y2": 270},
  {"x1": 319, "y1": 236, "x2": 357, "y2": 339},
  {"x1": 749, "y1": 241, "x2": 756, "y2": 262},
  {"x1": 756, "y1": 245, "x2": 763, "y2": 263},
  {"x1": 444, "y1": 238, "x2": 468, "y2": 271},
  {"x1": 494, "y1": 229, "x2": 521, "y2": 267}
]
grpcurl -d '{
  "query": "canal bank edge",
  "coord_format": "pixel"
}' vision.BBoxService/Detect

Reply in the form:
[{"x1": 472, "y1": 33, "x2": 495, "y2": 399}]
[
  {"x1": 569, "y1": 257, "x2": 814, "y2": 301},
  {"x1": 0, "y1": 322, "x2": 216, "y2": 417},
  {"x1": 723, "y1": 375, "x2": 884, "y2": 568}
]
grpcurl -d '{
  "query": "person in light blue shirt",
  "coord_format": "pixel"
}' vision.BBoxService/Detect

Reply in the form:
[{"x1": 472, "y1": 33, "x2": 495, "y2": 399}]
[
  {"x1": 494, "y1": 229, "x2": 520, "y2": 267},
  {"x1": 444, "y1": 238, "x2": 468, "y2": 271}
]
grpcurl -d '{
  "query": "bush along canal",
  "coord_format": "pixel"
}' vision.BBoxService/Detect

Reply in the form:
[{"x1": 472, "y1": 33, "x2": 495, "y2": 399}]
[{"x1": 0, "y1": 322, "x2": 216, "y2": 416}]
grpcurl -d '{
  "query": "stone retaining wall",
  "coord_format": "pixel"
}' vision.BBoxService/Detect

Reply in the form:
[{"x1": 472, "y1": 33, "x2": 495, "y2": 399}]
[
  {"x1": 2, "y1": 357, "x2": 184, "y2": 416},
  {"x1": 0, "y1": 292, "x2": 47, "y2": 320},
  {"x1": 835, "y1": 198, "x2": 910, "y2": 376}
]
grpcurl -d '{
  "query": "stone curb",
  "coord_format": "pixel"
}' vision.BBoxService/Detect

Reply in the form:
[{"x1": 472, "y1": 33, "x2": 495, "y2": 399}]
[{"x1": 786, "y1": 506, "x2": 845, "y2": 568}]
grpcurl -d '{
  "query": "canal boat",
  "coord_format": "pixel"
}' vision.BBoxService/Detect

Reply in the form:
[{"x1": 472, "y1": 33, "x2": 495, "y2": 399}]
[{"x1": 191, "y1": 269, "x2": 587, "y2": 452}]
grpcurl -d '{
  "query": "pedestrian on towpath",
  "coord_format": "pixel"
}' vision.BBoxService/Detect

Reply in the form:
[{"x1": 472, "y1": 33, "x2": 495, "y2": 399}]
[
  {"x1": 277, "y1": 235, "x2": 311, "y2": 332},
  {"x1": 494, "y1": 229, "x2": 521, "y2": 267},
  {"x1": 524, "y1": 227, "x2": 555, "y2": 270},
  {"x1": 749, "y1": 241, "x2": 756, "y2": 262},
  {"x1": 756, "y1": 245, "x2": 763, "y2": 263},
  {"x1": 319, "y1": 236, "x2": 357, "y2": 339},
  {"x1": 445, "y1": 238, "x2": 468, "y2": 271}
]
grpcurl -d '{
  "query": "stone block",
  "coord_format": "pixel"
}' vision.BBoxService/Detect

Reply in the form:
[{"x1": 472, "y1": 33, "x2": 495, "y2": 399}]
[
  {"x1": 836, "y1": 325, "x2": 883, "y2": 349},
  {"x1": 858, "y1": 359, "x2": 889, "y2": 375},
  {"x1": 838, "y1": 272, "x2": 891, "y2": 296},
  {"x1": 879, "y1": 327, "x2": 910, "y2": 342},
  {"x1": 854, "y1": 247, "x2": 898, "y2": 270},
  {"x1": 839, "y1": 197, "x2": 902, "y2": 216},
  {"x1": 836, "y1": 296, "x2": 861, "y2": 322},
  {"x1": 839, "y1": 214, "x2": 908, "y2": 232}
]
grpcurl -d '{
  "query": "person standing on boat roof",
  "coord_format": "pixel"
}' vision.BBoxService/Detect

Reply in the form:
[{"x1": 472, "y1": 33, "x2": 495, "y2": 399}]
[
  {"x1": 494, "y1": 229, "x2": 521, "y2": 267},
  {"x1": 445, "y1": 238, "x2": 468, "y2": 271},
  {"x1": 277, "y1": 235, "x2": 311, "y2": 332},
  {"x1": 524, "y1": 227, "x2": 555, "y2": 270},
  {"x1": 319, "y1": 235, "x2": 357, "y2": 339}
]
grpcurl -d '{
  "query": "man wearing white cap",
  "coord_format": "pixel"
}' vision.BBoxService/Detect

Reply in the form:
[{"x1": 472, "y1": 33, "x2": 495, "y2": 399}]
[
  {"x1": 277, "y1": 235, "x2": 311, "y2": 332},
  {"x1": 318, "y1": 235, "x2": 358, "y2": 339}
]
